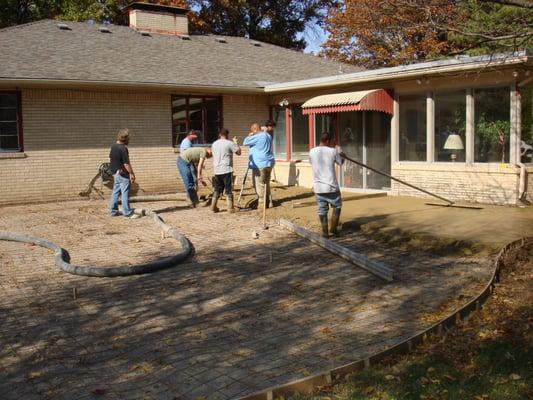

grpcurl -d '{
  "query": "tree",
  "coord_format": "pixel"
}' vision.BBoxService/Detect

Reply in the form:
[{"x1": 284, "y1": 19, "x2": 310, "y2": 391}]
[
  {"x1": 189, "y1": 0, "x2": 332, "y2": 49},
  {"x1": 322, "y1": 0, "x2": 459, "y2": 68},
  {"x1": 0, "y1": 1, "x2": 190, "y2": 29},
  {"x1": 323, "y1": 0, "x2": 532, "y2": 69}
]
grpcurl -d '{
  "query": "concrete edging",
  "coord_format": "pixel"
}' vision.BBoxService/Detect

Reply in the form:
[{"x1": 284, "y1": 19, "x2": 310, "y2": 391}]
[
  {"x1": 0, "y1": 208, "x2": 192, "y2": 277},
  {"x1": 236, "y1": 238, "x2": 524, "y2": 400}
]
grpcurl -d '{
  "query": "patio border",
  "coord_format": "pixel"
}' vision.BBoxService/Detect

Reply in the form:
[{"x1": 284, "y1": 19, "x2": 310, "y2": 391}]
[
  {"x1": 236, "y1": 237, "x2": 525, "y2": 400},
  {"x1": 0, "y1": 208, "x2": 191, "y2": 277}
]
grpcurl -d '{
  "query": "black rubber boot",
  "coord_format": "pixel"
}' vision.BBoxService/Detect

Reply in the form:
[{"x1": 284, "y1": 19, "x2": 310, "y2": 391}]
[
  {"x1": 319, "y1": 214, "x2": 329, "y2": 238},
  {"x1": 330, "y1": 208, "x2": 341, "y2": 236},
  {"x1": 211, "y1": 192, "x2": 219, "y2": 213}
]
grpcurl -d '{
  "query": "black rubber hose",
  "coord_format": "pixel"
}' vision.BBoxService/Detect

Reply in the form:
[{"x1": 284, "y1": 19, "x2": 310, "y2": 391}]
[{"x1": 0, "y1": 209, "x2": 191, "y2": 277}]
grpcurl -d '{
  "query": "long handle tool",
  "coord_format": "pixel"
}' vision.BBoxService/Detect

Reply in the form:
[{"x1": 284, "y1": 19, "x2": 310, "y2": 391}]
[{"x1": 343, "y1": 155, "x2": 482, "y2": 210}]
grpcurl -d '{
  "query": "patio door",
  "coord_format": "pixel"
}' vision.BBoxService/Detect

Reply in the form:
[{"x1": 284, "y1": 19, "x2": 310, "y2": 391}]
[{"x1": 339, "y1": 111, "x2": 391, "y2": 190}]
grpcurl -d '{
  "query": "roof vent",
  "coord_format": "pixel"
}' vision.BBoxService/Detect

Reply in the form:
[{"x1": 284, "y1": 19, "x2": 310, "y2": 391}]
[
  {"x1": 215, "y1": 37, "x2": 227, "y2": 43},
  {"x1": 57, "y1": 23, "x2": 71, "y2": 30},
  {"x1": 179, "y1": 34, "x2": 191, "y2": 40},
  {"x1": 251, "y1": 42, "x2": 261, "y2": 47},
  {"x1": 99, "y1": 26, "x2": 112, "y2": 33},
  {"x1": 140, "y1": 31, "x2": 151, "y2": 37}
]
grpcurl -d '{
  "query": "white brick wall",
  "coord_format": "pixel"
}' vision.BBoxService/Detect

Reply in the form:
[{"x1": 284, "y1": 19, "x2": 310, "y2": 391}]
[
  {"x1": 0, "y1": 88, "x2": 266, "y2": 205},
  {"x1": 391, "y1": 163, "x2": 521, "y2": 205}
]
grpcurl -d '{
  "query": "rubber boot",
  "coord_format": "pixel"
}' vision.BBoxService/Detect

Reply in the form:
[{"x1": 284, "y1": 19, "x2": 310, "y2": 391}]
[
  {"x1": 330, "y1": 208, "x2": 341, "y2": 236},
  {"x1": 211, "y1": 192, "x2": 219, "y2": 213},
  {"x1": 226, "y1": 195, "x2": 235, "y2": 214},
  {"x1": 319, "y1": 214, "x2": 329, "y2": 238}
]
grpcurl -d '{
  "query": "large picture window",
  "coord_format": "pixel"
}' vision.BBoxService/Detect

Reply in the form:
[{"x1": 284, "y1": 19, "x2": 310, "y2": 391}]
[
  {"x1": 0, "y1": 92, "x2": 22, "y2": 152},
  {"x1": 272, "y1": 106, "x2": 287, "y2": 160},
  {"x1": 399, "y1": 94, "x2": 426, "y2": 161},
  {"x1": 474, "y1": 87, "x2": 510, "y2": 163},
  {"x1": 435, "y1": 91, "x2": 466, "y2": 162},
  {"x1": 171, "y1": 95, "x2": 222, "y2": 146},
  {"x1": 291, "y1": 106, "x2": 309, "y2": 159},
  {"x1": 521, "y1": 85, "x2": 533, "y2": 164}
]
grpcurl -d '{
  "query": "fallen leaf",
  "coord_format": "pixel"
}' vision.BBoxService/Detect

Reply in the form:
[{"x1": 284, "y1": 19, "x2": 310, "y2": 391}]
[{"x1": 510, "y1": 373, "x2": 521, "y2": 380}]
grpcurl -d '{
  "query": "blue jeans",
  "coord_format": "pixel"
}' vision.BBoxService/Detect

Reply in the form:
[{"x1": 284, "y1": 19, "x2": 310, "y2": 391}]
[
  {"x1": 108, "y1": 173, "x2": 132, "y2": 217},
  {"x1": 177, "y1": 157, "x2": 198, "y2": 203},
  {"x1": 315, "y1": 191, "x2": 342, "y2": 215}
]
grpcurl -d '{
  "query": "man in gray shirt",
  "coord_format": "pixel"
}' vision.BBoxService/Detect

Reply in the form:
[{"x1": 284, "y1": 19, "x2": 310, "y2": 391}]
[{"x1": 211, "y1": 128, "x2": 241, "y2": 213}]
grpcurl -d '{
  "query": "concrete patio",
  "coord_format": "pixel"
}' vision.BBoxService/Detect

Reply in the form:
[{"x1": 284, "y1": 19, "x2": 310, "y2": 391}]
[{"x1": 0, "y1": 195, "x2": 522, "y2": 399}]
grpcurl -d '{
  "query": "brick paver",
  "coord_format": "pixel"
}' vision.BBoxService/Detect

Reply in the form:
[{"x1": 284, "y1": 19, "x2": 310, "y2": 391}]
[{"x1": 0, "y1": 200, "x2": 494, "y2": 399}]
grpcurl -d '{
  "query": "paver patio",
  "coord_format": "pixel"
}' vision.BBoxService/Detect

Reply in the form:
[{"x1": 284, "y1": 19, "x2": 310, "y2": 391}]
[{"x1": 0, "y1": 199, "x2": 496, "y2": 399}]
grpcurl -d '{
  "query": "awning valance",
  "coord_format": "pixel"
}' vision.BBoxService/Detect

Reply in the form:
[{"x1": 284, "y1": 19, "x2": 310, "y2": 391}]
[{"x1": 301, "y1": 89, "x2": 393, "y2": 115}]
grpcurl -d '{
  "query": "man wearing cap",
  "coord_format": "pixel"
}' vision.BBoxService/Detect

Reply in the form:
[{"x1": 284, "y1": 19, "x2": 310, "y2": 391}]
[
  {"x1": 243, "y1": 120, "x2": 276, "y2": 208},
  {"x1": 178, "y1": 147, "x2": 212, "y2": 207}
]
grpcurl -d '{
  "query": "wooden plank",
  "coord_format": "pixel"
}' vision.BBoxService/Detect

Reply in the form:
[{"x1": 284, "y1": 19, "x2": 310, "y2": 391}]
[{"x1": 279, "y1": 218, "x2": 394, "y2": 282}]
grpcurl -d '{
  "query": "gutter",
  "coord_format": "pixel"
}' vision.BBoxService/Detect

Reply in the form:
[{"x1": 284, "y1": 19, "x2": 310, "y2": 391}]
[
  {"x1": 0, "y1": 78, "x2": 265, "y2": 95},
  {"x1": 265, "y1": 54, "x2": 531, "y2": 93}
]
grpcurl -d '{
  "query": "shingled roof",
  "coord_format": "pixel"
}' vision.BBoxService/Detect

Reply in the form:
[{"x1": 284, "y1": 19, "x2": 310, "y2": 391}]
[{"x1": 0, "y1": 20, "x2": 361, "y2": 90}]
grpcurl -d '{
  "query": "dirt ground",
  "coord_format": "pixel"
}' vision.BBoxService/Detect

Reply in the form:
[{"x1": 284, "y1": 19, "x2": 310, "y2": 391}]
[{"x1": 296, "y1": 238, "x2": 532, "y2": 400}]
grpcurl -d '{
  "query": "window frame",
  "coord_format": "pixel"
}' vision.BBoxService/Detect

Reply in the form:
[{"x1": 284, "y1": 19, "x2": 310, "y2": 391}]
[
  {"x1": 0, "y1": 91, "x2": 23, "y2": 153},
  {"x1": 170, "y1": 95, "x2": 223, "y2": 147}
]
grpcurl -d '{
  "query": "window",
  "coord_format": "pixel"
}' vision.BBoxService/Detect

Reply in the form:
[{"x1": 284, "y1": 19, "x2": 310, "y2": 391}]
[
  {"x1": 0, "y1": 92, "x2": 22, "y2": 152},
  {"x1": 521, "y1": 85, "x2": 533, "y2": 164},
  {"x1": 171, "y1": 96, "x2": 222, "y2": 146},
  {"x1": 291, "y1": 106, "x2": 309, "y2": 159},
  {"x1": 399, "y1": 94, "x2": 426, "y2": 161},
  {"x1": 315, "y1": 114, "x2": 336, "y2": 147},
  {"x1": 435, "y1": 91, "x2": 466, "y2": 162},
  {"x1": 474, "y1": 87, "x2": 510, "y2": 163},
  {"x1": 272, "y1": 106, "x2": 287, "y2": 160}
]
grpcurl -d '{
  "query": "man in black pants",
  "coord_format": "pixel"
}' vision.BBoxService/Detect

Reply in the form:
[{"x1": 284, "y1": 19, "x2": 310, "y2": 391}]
[{"x1": 211, "y1": 128, "x2": 241, "y2": 213}]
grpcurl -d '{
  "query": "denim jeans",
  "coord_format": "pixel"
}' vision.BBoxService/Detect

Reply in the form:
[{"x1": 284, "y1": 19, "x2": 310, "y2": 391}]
[
  {"x1": 108, "y1": 173, "x2": 132, "y2": 217},
  {"x1": 315, "y1": 191, "x2": 342, "y2": 215},
  {"x1": 177, "y1": 157, "x2": 198, "y2": 204}
]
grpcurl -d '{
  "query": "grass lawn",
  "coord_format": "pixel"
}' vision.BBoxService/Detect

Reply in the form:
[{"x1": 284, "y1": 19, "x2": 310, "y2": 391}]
[{"x1": 290, "y1": 239, "x2": 532, "y2": 400}]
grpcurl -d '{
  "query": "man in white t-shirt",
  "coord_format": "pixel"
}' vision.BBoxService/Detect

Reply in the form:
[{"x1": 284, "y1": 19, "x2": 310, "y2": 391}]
[
  {"x1": 211, "y1": 128, "x2": 241, "y2": 213},
  {"x1": 309, "y1": 132, "x2": 345, "y2": 238}
]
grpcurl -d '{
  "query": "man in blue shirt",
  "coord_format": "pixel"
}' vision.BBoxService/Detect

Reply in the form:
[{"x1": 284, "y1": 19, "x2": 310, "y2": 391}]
[
  {"x1": 243, "y1": 120, "x2": 275, "y2": 208},
  {"x1": 180, "y1": 130, "x2": 198, "y2": 152}
]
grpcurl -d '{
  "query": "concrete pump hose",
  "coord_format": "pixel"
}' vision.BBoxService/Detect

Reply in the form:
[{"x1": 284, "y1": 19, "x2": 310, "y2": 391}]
[{"x1": 0, "y1": 209, "x2": 192, "y2": 277}]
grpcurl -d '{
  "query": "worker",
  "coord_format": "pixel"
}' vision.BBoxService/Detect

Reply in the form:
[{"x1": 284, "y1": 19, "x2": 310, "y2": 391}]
[
  {"x1": 108, "y1": 129, "x2": 140, "y2": 219},
  {"x1": 211, "y1": 128, "x2": 241, "y2": 213},
  {"x1": 180, "y1": 129, "x2": 198, "y2": 152},
  {"x1": 177, "y1": 146, "x2": 212, "y2": 207},
  {"x1": 243, "y1": 121, "x2": 275, "y2": 209},
  {"x1": 309, "y1": 132, "x2": 345, "y2": 238}
]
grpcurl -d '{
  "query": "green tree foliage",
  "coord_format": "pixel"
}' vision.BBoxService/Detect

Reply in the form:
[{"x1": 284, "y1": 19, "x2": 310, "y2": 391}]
[
  {"x1": 189, "y1": 0, "x2": 331, "y2": 49},
  {"x1": 449, "y1": 0, "x2": 533, "y2": 54},
  {"x1": 323, "y1": 0, "x2": 532, "y2": 68}
]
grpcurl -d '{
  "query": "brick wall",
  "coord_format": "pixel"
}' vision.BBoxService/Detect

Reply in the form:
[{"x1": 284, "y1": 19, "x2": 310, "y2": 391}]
[
  {"x1": 130, "y1": 9, "x2": 188, "y2": 35},
  {"x1": 0, "y1": 88, "x2": 267, "y2": 205},
  {"x1": 390, "y1": 163, "x2": 521, "y2": 205}
]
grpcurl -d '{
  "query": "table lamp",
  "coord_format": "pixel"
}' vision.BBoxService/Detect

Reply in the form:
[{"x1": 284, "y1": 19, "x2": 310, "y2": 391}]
[{"x1": 444, "y1": 133, "x2": 464, "y2": 162}]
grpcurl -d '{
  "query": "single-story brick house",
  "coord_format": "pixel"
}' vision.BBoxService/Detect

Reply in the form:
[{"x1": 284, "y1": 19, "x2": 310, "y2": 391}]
[{"x1": 1, "y1": 2, "x2": 532, "y2": 206}]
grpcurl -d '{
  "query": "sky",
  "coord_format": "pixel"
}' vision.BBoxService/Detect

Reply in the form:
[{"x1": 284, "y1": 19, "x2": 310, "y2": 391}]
[{"x1": 301, "y1": 23, "x2": 328, "y2": 54}]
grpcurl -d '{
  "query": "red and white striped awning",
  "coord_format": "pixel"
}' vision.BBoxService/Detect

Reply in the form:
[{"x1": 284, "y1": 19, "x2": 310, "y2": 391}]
[{"x1": 301, "y1": 89, "x2": 393, "y2": 115}]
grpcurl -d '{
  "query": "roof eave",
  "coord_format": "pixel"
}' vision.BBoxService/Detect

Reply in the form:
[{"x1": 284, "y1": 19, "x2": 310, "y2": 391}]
[
  {"x1": 0, "y1": 78, "x2": 265, "y2": 94},
  {"x1": 265, "y1": 53, "x2": 531, "y2": 93}
]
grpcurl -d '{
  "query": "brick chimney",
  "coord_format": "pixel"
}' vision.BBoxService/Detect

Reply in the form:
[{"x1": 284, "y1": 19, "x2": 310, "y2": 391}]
[{"x1": 125, "y1": 2, "x2": 189, "y2": 36}]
